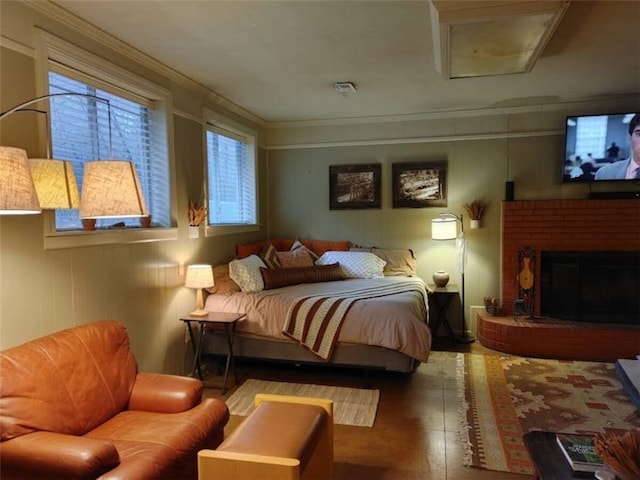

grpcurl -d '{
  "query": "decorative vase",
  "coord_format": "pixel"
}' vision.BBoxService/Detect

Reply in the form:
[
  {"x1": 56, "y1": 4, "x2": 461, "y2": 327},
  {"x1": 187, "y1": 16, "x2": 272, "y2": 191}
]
[
  {"x1": 470, "y1": 219, "x2": 480, "y2": 229},
  {"x1": 81, "y1": 218, "x2": 96, "y2": 231},
  {"x1": 189, "y1": 225, "x2": 200, "y2": 239},
  {"x1": 139, "y1": 215, "x2": 152, "y2": 228},
  {"x1": 432, "y1": 270, "x2": 450, "y2": 287}
]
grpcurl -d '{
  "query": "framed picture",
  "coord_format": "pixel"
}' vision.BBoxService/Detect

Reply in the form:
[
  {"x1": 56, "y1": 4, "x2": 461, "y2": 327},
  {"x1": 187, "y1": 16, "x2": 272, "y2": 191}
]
[
  {"x1": 329, "y1": 164, "x2": 381, "y2": 210},
  {"x1": 392, "y1": 161, "x2": 447, "y2": 208}
]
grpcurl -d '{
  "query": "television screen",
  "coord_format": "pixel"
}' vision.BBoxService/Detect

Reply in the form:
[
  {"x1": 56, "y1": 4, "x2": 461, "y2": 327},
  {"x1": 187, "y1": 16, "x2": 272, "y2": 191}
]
[{"x1": 563, "y1": 112, "x2": 638, "y2": 183}]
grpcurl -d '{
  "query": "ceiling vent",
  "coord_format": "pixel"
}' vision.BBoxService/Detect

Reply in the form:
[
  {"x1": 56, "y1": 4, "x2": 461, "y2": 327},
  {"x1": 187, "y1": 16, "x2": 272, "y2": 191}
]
[{"x1": 333, "y1": 82, "x2": 357, "y2": 94}]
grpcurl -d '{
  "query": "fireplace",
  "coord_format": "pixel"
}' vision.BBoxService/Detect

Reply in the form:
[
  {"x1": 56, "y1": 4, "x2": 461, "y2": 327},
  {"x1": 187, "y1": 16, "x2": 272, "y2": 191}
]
[
  {"x1": 478, "y1": 199, "x2": 640, "y2": 361},
  {"x1": 502, "y1": 199, "x2": 640, "y2": 317},
  {"x1": 540, "y1": 251, "x2": 640, "y2": 325}
]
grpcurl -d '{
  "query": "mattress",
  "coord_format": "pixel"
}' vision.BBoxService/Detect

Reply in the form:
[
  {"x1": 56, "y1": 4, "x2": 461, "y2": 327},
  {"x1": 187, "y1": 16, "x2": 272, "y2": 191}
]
[{"x1": 204, "y1": 276, "x2": 431, "y2": 362}]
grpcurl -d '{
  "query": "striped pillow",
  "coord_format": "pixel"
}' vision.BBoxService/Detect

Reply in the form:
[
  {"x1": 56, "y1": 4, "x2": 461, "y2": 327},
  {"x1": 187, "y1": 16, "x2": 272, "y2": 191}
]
[{"x1": 260, "y1": 263, "x2": 344, "y2": 290}]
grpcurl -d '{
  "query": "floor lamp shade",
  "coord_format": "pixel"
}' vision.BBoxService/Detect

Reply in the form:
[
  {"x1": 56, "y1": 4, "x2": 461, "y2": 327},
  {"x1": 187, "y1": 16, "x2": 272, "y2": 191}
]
[
  {"x1": 0, "y1": 146, "x2": 41, "y2": 215},
  {"x1": 29, "y1": 159, "x2": 80, "y2": 209},
  {"x1": 80, "y1": 161, "x2": 148, "y2": 218},
  {"x1": 431, "y1": 217, "x2": 457, "y2": 240}
]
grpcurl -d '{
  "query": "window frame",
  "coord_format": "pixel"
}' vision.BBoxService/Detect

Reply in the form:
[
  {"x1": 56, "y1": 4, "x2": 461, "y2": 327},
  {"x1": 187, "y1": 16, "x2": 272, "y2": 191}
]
[
  {"x1": 203, "y1": 108, "x2": 260, "y2": 237},
  {"x1": 34, "y1": 30, "x2": 178, "y2": 249}
]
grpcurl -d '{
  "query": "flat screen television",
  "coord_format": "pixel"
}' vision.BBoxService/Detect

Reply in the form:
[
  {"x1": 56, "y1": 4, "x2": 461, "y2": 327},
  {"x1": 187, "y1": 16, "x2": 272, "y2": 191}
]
[{"x1": 563, "y1": 112, "x2": 637, "y2": 183}]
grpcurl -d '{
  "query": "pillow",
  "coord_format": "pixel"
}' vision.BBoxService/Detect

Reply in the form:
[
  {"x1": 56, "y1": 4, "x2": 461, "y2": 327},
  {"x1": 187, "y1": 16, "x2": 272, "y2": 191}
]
[
  {"x1": 259, "y1": 243, "x2": 281, "y2": 269},
  {"x1": 315, "y1": 251, "x2": 386, "y2": 279},
  {"x1": 206, "y1": 263, "x2": 241, "y2": 295},
  {"x1": 290, "y1": 238, "x2": 318, "y2": 261},
  {"x1": 237, "y1": 239, "x2": 294, "y2": 259},
  {"x1": 302, "y1": 239, "x2": 351, "y2": 257},
  {"x1": 260, "y1": 263, "x2": 345, "y2": 290},
  {"x1": 229, "y1": 255, "x2": 267, "y2": 292},
  {"x1": 372, "y1": 248, "x2": 417, "y2": 276},
  {"x1": 276, "y1": 248, "x2": 314, "y2": 268}
]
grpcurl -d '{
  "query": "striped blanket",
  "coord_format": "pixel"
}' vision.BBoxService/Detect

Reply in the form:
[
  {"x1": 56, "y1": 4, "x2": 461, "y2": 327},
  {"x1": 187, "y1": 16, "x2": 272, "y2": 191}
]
[{"x1": 282, "y1": 280, "x2": 425, "y2": 360}]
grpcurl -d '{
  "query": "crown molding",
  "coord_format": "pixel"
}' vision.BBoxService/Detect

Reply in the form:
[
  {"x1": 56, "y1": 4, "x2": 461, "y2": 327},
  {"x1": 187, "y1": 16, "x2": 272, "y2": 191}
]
[
  {"x1": 266, "y1": 94, "x2": 638, "y2": 129},
  {"x1": 22, "y1": 0, "x2": 265, "y2": 128},
  {"x1": 266, "y1": 129, "x2": 564, "y2": 150}
]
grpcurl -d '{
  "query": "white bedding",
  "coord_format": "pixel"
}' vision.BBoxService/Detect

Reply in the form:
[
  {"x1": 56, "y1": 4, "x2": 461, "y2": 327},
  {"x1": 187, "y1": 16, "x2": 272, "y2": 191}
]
[{"x1": 204, "y1": 276, "x2": 432, "y2": 362}]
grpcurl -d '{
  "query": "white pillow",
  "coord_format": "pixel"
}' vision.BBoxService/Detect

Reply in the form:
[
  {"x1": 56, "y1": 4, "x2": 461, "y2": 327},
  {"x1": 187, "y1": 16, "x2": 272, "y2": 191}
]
[
  {"x1": 229, "y1": 255, "x2": 266, "y2": 292},
  {"x1": 315, "y1": 251, "x2": 386, "y2": 279}
]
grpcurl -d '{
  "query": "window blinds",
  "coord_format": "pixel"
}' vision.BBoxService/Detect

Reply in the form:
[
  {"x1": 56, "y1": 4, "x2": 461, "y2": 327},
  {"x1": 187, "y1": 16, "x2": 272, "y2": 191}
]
[
  {"x1": 206, "y1": 127, "x2": 256, "y2": 225},
  {"x1": 48, "y1": 71, "x2": 169, "y2": 229}
]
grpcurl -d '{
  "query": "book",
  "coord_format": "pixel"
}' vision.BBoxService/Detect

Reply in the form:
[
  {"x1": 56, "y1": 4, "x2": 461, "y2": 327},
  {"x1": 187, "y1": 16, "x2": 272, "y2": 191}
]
[{"x1": 555, "y1": 433, "x2": 605, "y2": 473}]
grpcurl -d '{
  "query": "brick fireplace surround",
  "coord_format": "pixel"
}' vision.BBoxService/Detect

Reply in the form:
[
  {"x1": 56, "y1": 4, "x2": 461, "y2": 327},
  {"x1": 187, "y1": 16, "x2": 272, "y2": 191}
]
[{"x1": 477, "y1": 198, "x2": 640, "y2": 361}]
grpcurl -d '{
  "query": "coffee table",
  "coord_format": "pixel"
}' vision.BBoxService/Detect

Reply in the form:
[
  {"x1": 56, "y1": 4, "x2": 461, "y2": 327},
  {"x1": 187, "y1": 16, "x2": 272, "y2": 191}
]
[{"x1": 523, "y1": 431, "x2": 597, "y2": 480}]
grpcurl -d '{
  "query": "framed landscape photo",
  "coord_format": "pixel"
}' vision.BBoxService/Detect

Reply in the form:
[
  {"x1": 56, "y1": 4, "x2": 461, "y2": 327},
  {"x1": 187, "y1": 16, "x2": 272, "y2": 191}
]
[
  {"x1": 329, "y1": 164, "x2": 381, "y2": 210},
  {"x1": 392, "y1": 161, "x2": 447, "y2": 208}
]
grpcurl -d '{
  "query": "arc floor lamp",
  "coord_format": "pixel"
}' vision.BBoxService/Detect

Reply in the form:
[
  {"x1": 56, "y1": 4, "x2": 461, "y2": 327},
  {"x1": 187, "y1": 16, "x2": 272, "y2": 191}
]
[
  {"x1": 0, "y1": 93, "x2": 147, "y2": 219},
  {"x1": 431, "y1": 212, "x2": 475, "y2": 343}
]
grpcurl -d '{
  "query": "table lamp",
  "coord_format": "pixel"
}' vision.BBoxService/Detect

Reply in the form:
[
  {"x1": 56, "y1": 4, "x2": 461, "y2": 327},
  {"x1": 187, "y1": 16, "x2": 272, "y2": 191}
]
[{"x1": 185, "y1": 264, "x2": 214, "y2": 317}]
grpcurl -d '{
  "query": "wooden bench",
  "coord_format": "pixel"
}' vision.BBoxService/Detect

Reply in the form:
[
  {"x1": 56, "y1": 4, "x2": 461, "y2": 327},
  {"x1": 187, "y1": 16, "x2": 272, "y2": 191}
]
[{"x1": 198, "y1": 393, "x2": 334, "y2": 480}]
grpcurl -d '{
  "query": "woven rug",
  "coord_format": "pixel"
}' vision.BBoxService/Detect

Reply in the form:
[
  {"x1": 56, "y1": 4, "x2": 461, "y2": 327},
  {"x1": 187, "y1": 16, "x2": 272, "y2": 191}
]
[
  {"x1": 457, "y1": 353, "x2": 640, "y2": 475},
  {"x1": 226, "y1": 379, "x2": 380, "y2": 427}
]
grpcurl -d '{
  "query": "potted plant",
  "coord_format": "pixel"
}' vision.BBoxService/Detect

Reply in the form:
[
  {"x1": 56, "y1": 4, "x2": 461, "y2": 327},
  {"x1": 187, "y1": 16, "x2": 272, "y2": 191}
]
[
  {"x1": 188, "y1": 201, "x2": 206, "y2": 238},
  {"x1": 483, "y1": 296, "x2": 500, "y2": 315},
  {"x1": 463, "y1": 198, "x2": 488, "y2": 229}
]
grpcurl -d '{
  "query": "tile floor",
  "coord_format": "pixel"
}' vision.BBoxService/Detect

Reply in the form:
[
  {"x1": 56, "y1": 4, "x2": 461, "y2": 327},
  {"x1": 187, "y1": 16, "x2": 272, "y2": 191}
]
[{"x1": 203, "y1": 338, "x2": 530, "y2": 479}]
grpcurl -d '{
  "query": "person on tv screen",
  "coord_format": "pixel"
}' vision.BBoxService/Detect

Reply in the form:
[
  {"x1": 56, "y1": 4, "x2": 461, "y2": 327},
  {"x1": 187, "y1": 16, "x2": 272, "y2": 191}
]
[{"x1": 595, "y1": 114, "x2": 640, "y2": 180}]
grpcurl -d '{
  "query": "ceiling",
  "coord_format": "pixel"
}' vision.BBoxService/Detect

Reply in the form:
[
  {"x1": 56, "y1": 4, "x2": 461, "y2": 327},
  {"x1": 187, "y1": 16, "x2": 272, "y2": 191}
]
[{"x1": 50, "y1": 0, "x2": 639, "y2": 125}]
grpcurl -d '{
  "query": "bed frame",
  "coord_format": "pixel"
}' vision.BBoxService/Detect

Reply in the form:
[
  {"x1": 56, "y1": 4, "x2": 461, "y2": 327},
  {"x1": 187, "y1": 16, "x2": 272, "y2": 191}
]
[{"x1": 202, "y1": 331, "x2": 418, "y2": 385}]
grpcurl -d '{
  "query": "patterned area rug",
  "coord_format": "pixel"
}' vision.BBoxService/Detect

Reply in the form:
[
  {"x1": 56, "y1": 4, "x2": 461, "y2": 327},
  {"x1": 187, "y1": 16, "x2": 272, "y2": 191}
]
[
  {"x1": 226, "y1": 379, "x2": 380, "y2": 427},
  {"x1": 457, "y1": 354, "x2": 640, "y2": 475}
]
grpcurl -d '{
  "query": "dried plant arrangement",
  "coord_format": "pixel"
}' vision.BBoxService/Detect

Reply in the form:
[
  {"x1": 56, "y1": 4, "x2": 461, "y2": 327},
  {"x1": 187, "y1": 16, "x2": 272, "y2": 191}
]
[
  {"x1": 595, "y1": 429, "x2": 640, "y2": 479},
  {"x1": 188, "y1": 201, "x2": 206, "y2": 226},
  {"x1": 463, "y1": 198, "x2": 488, "y2": 220}
]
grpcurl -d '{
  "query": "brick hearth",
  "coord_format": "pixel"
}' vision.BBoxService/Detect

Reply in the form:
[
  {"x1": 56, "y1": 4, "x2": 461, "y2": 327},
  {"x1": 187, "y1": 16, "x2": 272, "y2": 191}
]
[
  {"x1": 477, "y1": 312, "x2": 640, "y2": 362},
  {"x1": 481, "y1": 198, "x2": 640, "y2": 359}
]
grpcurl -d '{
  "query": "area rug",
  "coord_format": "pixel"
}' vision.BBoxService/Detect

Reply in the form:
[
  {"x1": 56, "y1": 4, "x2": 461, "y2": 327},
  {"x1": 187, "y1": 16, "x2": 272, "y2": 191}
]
[
  {"x1": 457, "y1": 353, "x2": 640, "y2": 475},
  {"x1": 226, "y1": 379, "x2": 380, "y2": 427}
]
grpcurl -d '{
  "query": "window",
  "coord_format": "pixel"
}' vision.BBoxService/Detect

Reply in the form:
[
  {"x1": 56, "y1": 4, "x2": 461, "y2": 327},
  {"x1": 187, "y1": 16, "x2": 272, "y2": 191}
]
[
  {"x1": 48, "y1": 70, "x2": 170, "y2": 230},
  {"x1": 206, "y1": 121, "x2": 257, "y2": 226},
  {"x1": 575, "y1": 116, "x2": 607, "y2": 159}
]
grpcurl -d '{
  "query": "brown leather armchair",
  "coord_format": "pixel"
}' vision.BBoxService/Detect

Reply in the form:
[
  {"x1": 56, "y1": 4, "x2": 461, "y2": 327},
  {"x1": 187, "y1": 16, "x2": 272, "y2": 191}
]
[{"x1": 0, "y1": 321, "x2": 229, "y2": 480}]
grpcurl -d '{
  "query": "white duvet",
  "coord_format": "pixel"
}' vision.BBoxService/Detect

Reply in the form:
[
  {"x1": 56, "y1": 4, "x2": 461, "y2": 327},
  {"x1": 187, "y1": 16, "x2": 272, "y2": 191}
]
[{"x1": 204, "y1": 276, "x2": 432, "y2": 362}]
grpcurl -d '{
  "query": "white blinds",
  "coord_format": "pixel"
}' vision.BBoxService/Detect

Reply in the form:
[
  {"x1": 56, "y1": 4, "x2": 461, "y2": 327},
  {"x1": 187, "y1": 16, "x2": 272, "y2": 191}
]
[
  {"x1": 48, "y1": 71, "x2": 169, "y2": 229},
  {"x1": 206, "y1": 127, "x2": 256, "y2": 225}
]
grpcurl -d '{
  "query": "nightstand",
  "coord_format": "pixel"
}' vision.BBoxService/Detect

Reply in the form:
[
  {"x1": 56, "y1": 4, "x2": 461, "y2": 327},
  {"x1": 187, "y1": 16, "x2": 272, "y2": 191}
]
[
  {"x1": 180, "y1": 311, "x2": 245, "y2": 394},
  {"x1": 427, "y1": 284, "x2": 458, "y2": 344}
]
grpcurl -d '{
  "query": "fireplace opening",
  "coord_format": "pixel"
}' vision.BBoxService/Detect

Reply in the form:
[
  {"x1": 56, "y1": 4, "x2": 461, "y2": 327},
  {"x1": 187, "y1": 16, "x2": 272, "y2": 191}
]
[{"x1": 540, "y1": 251, "x2": 640, "y2": 325}]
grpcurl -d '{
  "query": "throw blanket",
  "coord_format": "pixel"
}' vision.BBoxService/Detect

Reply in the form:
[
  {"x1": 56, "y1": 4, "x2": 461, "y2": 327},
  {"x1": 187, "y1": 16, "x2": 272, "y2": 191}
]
[{"x1": 282, "y1": 281, "x2": 425, "y2": 360}]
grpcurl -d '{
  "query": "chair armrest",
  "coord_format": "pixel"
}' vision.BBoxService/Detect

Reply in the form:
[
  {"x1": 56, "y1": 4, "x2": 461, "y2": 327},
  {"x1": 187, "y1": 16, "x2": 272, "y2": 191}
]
[
  {"x1": 128, "y1": 372, "x2": 203, "y2": 412},
  {"x1": 0, "y1": 431, "x2": 119, "y2": 479}
]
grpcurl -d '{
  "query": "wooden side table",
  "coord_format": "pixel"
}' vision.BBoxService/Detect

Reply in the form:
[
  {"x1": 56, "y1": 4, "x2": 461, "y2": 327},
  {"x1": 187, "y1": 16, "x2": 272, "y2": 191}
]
[
  {"x1": 427, "y1": 284, "x2": 458, "y2": 344},
  {"x1": 180, "y1": 312, "x2": 245, "y2": 394}
]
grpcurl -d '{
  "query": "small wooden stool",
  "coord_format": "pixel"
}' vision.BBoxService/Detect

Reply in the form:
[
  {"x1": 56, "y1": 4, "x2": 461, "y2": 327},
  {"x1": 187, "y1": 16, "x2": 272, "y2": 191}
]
[{"x1": 198, "y1": 394, "x2": 334, "y2": 480}]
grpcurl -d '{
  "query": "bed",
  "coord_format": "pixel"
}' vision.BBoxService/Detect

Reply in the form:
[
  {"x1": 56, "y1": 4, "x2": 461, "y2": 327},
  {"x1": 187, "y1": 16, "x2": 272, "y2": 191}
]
[{"x1": 201, "y1": 239, "x2": 432, "y2": 374}]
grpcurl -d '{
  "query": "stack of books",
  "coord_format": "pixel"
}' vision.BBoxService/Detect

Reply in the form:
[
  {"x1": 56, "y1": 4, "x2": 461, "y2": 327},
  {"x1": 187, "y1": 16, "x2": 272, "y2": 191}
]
[{"x1": 555, "y1": 432, "x2": 605, "y2": 473}]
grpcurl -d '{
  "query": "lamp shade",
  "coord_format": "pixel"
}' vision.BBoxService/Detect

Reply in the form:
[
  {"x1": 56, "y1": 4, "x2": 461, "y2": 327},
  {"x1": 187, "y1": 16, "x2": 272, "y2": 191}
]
[
  {"x1": 29, "y1": 159, "x2": 80, "y2": 209},
  {"x1": 80, "y1": 160, "x2": 148, "y2": 218},
  {"x1": 185, "y1": 264, "x2": 214, "y2": 289},
  {"x1": 0, "y1": 146, "x2": 41, "y2": 215},
  {"x1": 432, "y1": 217, "x2": 457, "y2": 240}
]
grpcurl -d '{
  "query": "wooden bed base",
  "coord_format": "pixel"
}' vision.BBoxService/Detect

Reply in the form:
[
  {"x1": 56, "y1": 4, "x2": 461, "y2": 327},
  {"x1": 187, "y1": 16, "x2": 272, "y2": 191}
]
[{"x1": 202, "y1": 331, "x2": 419, "y2": 378}]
